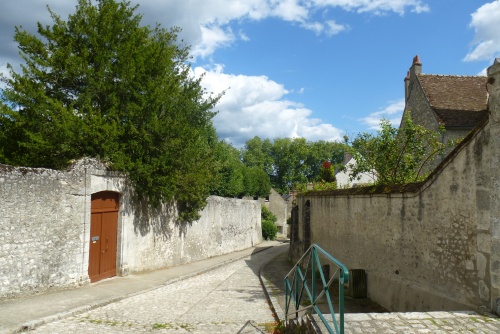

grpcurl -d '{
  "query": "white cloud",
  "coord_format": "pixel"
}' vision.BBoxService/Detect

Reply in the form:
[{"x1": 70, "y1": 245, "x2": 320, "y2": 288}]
[
  {"x1": 310, "y1": 0, "x2": 429, "y2": 15},
  {"x1": 194, "y1": 65, "x2": 343, "y2": 146},
  {"x1": 0, "y1": 62, "x2": 11, "y2": 90},
  {"x1": 271, "y1": 0, "x2": 309, "y2": 22},
  {"x1": 192, "y1": 25, "x2": 235, "y2": 59},
  {"x1": 0, "y1": 0, "x2": 430, "y2": 64},
  {"x1": 465, "y1": 1, "x2": 500, "y2": 61},
  {"x1": 359, "y1": 99, "x2": 405, "y2": 130},
  {"x1": 325, "y1": 20, "x2": 349, "y2": 35}
]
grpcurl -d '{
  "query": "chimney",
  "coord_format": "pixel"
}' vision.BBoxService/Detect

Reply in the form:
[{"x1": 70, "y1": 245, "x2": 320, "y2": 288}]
[
  {"x1": 405, "y1": 55, "x2": 422, "y2": 103},
  {"x1": 410, "y1": 55, "x2": 422, "y2": 76},
  {"x1": 404, "y1": 71, "x2": 410, "y2": 103}
]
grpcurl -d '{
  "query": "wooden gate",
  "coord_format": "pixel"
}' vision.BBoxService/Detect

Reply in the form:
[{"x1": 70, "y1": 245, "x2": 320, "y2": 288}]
[{"x1": 89, "y1": 191, "x2": 119, "y2": 283}]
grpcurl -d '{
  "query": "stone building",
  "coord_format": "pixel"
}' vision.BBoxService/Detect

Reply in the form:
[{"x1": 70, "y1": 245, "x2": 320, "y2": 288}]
[
  {"x1": 335, "y1": 153, "x2": 377, "y2": 188},
  {"x1": 261, "y1": 188, "x2": 290, "y2": 237},
  {"x1": 403, "y1": 55, "x2": 489, "y2": 169},
  {"x1": 404, "y1": 55, "x2": 488, "y2": 141}
]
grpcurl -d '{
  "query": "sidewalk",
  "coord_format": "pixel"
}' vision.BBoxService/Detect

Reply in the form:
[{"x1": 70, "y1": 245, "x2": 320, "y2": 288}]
[{"x1": 0, "y1": 240, "x2": 282, "y2": 334}]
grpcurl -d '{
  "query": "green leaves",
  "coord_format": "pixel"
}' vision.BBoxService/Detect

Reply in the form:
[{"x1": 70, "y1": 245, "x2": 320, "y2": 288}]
[
  {"x1": 241, "y1": 136, "x2": 346, "y2": 194},
  {"x1": 209, "y1": 140, "x2": 271, "y2": 199},
  {"x1": 261, "y1": 206, "x2": 278, "y2": 240},
  {"x1": 0, "y1": 0, "x2": 219, "y2": 222},
  {"x1": 348, "y1": 111, "x2": 453, "y2": 185}
]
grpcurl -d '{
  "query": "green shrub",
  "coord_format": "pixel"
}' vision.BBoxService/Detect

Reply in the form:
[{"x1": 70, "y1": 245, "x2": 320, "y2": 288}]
[
  {"x1": 261, "y1": 206, "x2": 278, "y2": 240},
  {"x1": 262, "y1": 219, "x2": 278, "y2": 240}
]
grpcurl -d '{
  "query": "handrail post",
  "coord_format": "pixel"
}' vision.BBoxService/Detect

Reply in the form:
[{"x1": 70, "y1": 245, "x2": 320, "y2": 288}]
[
  {"x1": 311, "y1": 248, "x2": 316, "y2": 314},
  {"x1": 285, "y1": 277, "x2": 289, "y2": 322},
  {"x1": 339, "y1": 270, "x2": 345, "y2": 333},
  {"x1": 295, "y1": 267, "x2": 299, "y2": 319}
]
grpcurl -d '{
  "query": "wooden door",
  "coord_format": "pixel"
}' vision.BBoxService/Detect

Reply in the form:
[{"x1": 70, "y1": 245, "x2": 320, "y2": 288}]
[{"x1": 89, "y1": 191, "x2": 119, "y2": 283}]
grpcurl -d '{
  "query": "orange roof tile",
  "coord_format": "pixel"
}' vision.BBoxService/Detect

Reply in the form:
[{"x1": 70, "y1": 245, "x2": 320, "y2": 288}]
[{"x1": 417, "y1": 75, "x2": 488, "y2": 128}]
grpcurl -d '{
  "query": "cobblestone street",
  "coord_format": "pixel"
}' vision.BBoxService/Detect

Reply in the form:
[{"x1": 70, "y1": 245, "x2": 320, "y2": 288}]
[
  {"x1": 8, "y1": 242, "x2": 500, "y2": 333},
  {"x1": 26, "y1": 246, "x2": 288, "y2": 334}
]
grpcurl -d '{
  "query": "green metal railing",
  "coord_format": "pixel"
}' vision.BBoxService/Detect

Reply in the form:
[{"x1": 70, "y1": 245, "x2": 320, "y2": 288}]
[{"x1": 285, "y1": 244, "x2": 349, "y2": 334}]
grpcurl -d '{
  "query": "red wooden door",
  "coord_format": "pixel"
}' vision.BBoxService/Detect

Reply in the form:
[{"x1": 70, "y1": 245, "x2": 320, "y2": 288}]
[{"x1": 89, "y1": 192, "x2": 119, "y2": 283}]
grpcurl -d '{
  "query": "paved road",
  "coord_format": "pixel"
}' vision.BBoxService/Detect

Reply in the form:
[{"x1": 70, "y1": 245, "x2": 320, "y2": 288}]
[
  {"x1": 11, "y1": 240, "x2": 500, "y2": 333},
  {"x1": 26, "y1": 244, "x2": 288, "y2": 334}
]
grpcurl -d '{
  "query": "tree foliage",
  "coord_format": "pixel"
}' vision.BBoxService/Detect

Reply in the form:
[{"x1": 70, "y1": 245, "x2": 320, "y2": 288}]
[
  {"x1": 318, "y1": 160, "x2": 336, "y2": 183},
  {"x1": 209, "y1": 140, "x2": 271, "y2": 198},
  {"x1": 261, "y1": 206, "x2": 277, "y2": 240},
  {"x1": 0, "y1": 0, "x2": 221, "y2": 222},
  {"x1": 241, "y1": 136, "x2": 345, "y2": 193},
  {"x1": 347, "y1": 112, "x2": 454, "y2": 185}
]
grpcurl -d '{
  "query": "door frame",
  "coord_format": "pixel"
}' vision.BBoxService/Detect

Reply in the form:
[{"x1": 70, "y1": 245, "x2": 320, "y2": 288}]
[{"x1": 88, "y1": 191, "x2": 120, "y2": 283}]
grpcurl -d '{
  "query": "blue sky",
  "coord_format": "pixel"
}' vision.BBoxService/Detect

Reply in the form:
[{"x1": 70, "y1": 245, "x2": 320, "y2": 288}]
[{"x1": 1, "y1": 1, "x2": 500, "y2": 147}]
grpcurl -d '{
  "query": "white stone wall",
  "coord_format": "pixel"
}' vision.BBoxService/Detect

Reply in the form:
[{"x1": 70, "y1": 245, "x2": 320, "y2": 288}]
[
  {"x1": 124, "y1": 195, "x2": 262, "y2": 273},
  {"x1": 0, "y1": 163, "x2": 89, "y2": 298},
  {"x1": 0, "y1": 160, "x2": 262, "y2": 298}
]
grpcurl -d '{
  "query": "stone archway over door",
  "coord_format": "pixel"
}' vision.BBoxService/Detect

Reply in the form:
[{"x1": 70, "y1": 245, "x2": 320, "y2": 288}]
[{"x1": 89, "y1": 191, "x2": 119, "y2": 283}]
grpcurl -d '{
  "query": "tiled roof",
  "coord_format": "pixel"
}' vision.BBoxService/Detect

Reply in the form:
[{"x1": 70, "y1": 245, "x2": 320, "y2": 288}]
[
  {"x1": 433, "y1": 109, "x2": 488, "y2": 128},
  {"x1": 417, "y1": 75, "x2": 488, "y2": 127}
]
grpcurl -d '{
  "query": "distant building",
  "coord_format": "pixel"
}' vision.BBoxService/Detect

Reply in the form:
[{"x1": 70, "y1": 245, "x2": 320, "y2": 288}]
[
  {"x1": 261, "y1": 188, "x2": 290, "y2": 237},
  {"x1": 335, "y1": 153, "x2": 376, "y2": 188}
]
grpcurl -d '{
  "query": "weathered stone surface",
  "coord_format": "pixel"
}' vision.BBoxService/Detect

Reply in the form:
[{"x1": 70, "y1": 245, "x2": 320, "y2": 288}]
[{"x1": 0, "y1": 159, "x2": 262, "y2": 298}]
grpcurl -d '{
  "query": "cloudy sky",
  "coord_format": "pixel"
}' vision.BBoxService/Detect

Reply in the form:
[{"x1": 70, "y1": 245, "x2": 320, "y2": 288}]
[{"x1": 1, "y1": 1, "x2": 500, "y2": 147}]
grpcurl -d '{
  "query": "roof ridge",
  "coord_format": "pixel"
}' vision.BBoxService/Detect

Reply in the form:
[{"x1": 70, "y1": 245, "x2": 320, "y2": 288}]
[{"x1": 418, "y1": 74, "x2": 487, "y2": 78}]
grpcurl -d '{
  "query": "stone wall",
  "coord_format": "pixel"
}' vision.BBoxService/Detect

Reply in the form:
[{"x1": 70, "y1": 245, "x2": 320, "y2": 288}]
[
  {"x1": 0, "y1": 164, "x2": 89, "y2": 298},
  {"x1": 291, "y1": 60, "x2": 500, "y2": 313},
  {"x1": 0, "y1": 159, "x2": 262, "y2": 298},
  {"x1": 125, "y1": 195, "x2": 262, "y2": 273},
  {"x1": 487, "y1": 59, "x2": 500, "y2": 313}
]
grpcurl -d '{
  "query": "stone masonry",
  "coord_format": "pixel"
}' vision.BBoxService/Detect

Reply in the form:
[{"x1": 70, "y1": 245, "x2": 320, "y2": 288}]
[{"x1": 0, "y1": 158, "x2": 262, "y2": 298}]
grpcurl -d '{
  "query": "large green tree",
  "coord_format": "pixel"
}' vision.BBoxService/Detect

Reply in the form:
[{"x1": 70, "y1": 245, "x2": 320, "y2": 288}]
[
  {"x1": 0, "y1": 0, "x2": 220, "y2": 222},
  {"x1": 210, "y1": 140, "x2": 271, "y2": 198},
  {"x1": 241, "y1": 136, "x2": 274, "y2": 176},
  {"x1": 210, "y1": 141, "x2": 245, "y2": 198}
]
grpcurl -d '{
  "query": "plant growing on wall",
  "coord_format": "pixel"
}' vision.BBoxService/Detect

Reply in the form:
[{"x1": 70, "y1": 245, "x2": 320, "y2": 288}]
[
  {"x1": 0, "y1": 0, "x2": 221, "y2": 222},
  {"x1": 346, "y1": 112, "x2": 455, "y2": 185}
]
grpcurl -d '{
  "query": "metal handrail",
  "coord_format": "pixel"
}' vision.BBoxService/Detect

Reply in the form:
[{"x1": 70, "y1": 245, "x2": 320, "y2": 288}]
[{"x1": 285, "y1": 244, "x2": 349, "y2": 334}]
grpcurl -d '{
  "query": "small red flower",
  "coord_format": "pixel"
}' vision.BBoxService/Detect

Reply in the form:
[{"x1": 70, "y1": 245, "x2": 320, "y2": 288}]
[{"x1": 322, "y1": 161, "x2": 332, "y2": 169}]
